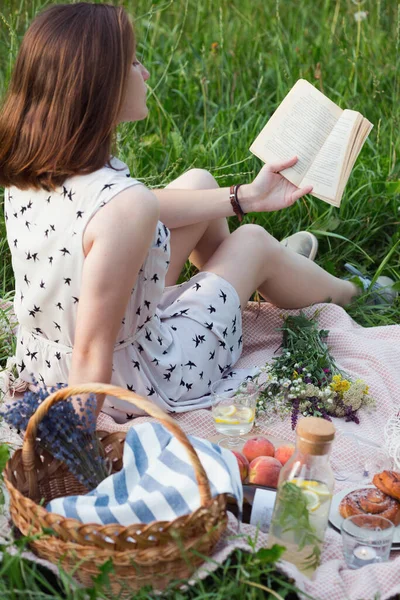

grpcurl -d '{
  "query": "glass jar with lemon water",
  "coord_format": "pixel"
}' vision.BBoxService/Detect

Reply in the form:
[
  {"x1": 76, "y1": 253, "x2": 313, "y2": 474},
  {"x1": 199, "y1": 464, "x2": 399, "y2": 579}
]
[{"x1": 267, "y1": 417, "x2": 336, "y2": 577}]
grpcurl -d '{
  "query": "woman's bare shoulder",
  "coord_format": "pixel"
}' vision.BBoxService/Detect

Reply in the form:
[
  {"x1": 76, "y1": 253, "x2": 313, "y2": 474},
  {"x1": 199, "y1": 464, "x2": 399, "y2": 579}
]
[{"x1": 84, "y1": 185, "x2": 159, "y2": 255}]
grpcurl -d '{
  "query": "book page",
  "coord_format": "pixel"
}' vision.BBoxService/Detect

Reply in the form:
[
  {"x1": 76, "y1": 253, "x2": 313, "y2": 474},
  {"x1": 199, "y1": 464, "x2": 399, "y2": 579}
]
[
  {"x1": 342, "y1": 118, "x2": 373, "y2": 185},
  {"x1": 301, "y1": 110, "x2": 361, "y2": 206},
  {"x1": 250, "y1": 79, "x2": 343, "y2": 186},
  {"x1": 335, "y1": 118, "x2": 373, "y2": 203}
]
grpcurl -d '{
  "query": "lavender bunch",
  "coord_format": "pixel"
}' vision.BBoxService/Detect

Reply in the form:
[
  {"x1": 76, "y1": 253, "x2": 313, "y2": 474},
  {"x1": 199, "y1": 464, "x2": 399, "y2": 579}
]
[{"x1": 0, "y1": 382, "x2": 109, "y2": 490}]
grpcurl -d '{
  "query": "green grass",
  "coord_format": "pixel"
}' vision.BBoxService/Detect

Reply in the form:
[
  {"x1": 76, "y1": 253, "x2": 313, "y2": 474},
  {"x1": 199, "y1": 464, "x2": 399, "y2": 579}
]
[
  {"x1": 1, "y1": 537, "x2": 308, "y2": 600},
  {"x1": 1, "y1": 0, "x2": 400, "y2": 327},
  {"x1": 0, "y1": 0, "x2": 400, "y2": 597}
]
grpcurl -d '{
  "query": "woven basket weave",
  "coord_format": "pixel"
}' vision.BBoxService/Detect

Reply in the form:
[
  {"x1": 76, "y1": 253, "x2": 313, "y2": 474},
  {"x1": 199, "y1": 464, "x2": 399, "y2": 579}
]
[{"x1": 4, "y1": 383, "x2": 228, "y2": 592}]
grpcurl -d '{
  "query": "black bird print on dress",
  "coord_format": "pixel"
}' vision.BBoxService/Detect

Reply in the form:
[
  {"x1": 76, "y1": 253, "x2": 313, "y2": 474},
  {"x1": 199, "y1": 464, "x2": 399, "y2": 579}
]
[
  {"x1": 219, "y1": 290, "x2": 227, "y2": 303},
  {"x1": 101, "y1": 183, "x2": 115, "y2": 192}
]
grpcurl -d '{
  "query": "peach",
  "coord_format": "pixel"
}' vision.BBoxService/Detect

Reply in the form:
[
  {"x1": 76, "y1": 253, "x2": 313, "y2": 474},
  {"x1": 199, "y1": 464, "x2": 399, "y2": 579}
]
[
  {"x1": 248, "y1": 456, "x2": 282, "y2": 488},
  {"x1": 231, "y1": 451, "x2": 249, "y2": 482},
  {"x1": 274, "y1": 444, "x2": 295, "y2": 466},
  {"x1": 242, "y1": 437, "x2": 275, "y2": 463}
]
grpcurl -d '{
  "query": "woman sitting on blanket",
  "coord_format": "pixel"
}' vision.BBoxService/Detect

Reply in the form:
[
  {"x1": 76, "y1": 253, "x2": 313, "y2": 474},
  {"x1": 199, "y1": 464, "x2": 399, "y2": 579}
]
[{"x1": 0, "y1": 3, "x2": 394, "y2": 423}]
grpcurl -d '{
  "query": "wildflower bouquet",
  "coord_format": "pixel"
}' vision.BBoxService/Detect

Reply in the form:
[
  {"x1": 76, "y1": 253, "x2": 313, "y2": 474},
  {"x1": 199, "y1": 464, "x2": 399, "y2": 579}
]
[
  {"x1": 255, "y1": 311, "x2": 375, "y2": 429},
  {"x1": 0, "y1": 382, "x2": 109, "y2": 489}
]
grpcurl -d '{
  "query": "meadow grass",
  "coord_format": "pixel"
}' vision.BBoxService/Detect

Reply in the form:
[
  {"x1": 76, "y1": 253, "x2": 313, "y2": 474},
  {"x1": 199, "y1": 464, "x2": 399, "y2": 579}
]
[{"x1": 0, "y1": 0, "x2": 399, "y2": 597}]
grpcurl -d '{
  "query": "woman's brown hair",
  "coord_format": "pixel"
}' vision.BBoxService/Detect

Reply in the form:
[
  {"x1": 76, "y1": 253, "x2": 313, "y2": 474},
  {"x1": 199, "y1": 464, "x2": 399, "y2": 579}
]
[{"x1": 0, "y1": 3, "x2": 135, "y2": 191}]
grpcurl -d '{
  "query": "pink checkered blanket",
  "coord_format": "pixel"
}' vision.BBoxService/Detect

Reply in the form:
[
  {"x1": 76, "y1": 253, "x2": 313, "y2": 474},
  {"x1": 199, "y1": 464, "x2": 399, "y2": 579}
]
[
  {"x1": 3, "y1": 300, "x2": 400, "y2": 599},
  {"x1": 97, "y1": 301, "x2": 400, "y2": 600}
]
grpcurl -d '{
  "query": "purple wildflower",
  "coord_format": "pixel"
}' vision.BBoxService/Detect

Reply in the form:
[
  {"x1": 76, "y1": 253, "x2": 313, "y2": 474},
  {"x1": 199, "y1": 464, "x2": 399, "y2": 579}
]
[{"x1": 291, "y1": 398, "x2": 300, "y2": 430}]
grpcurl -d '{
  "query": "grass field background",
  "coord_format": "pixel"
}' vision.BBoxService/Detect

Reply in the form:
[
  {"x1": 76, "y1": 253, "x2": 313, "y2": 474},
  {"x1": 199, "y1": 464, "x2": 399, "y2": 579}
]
[
  {"x1": 0, "y1": 0, "x2": 399, "y2": 598},
  {"x1": 1, "y1": 0, "x2": 400, "y2": 328}
]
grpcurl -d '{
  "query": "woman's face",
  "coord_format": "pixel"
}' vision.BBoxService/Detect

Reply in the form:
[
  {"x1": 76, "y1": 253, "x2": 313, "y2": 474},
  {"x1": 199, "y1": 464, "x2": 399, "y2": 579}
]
[{"x1": 117, "y1": 58, "x2": 150, "y2": 123}]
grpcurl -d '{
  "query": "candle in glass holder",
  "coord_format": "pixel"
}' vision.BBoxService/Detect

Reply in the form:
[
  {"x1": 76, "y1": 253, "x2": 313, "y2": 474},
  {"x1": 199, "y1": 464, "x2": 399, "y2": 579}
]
[
  {"x1": 341, "y1": 515, "x2": 394, "y2": 570},
  {"x1": 352, "y1": 545, "x2": 377, "y2": 567}
]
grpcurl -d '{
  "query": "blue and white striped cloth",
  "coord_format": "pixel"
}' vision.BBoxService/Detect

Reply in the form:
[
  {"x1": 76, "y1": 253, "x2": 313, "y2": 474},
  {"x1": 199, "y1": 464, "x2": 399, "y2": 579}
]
[{"x1": 46, "y1": 422, "x2": 243, "y2": 525}]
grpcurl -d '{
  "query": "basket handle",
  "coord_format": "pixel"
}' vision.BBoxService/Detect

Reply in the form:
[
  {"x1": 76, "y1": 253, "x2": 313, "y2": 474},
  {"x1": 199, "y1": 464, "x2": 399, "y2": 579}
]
[{"x1": 22, "y1": 383, "x2": 212, "y2": 505}]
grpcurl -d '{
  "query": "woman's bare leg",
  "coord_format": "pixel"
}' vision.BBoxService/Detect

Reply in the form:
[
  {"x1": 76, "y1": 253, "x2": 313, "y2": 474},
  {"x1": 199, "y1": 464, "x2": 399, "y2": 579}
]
[
  {"x1": 163, "y1": 169, "x2": 230, "y2": 286},
  {"x1": 201, "y1": 224, "x2": 358, "y2": 310}
]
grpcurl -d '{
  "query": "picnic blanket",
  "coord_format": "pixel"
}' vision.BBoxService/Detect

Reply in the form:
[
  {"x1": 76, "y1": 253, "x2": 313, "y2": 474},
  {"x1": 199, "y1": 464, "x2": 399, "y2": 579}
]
[
  {"x1": 97, "y1": 301, "x2": 400, "y2": 600},
  {"x1": 2, "y1": 300, "x2": 400, "y2": 599}
]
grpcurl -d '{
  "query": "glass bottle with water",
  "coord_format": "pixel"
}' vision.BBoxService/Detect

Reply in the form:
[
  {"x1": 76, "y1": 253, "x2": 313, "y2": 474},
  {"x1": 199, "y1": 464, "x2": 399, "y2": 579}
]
[{"x1": 267, "y1": 417, "x2": 336, "y2": 577}]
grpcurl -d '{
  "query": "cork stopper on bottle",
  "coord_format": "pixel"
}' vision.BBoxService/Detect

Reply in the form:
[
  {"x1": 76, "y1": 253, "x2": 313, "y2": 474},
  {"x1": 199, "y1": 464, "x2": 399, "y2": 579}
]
[{"x1": 296, "y1": 416, "x2": 335, "y2": 455}]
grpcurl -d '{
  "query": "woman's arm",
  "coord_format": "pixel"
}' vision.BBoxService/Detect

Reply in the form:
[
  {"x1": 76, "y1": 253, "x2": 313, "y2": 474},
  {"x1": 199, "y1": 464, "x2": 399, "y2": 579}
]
[
  {"x1": 152, "y1": 185, "x2": 245, "y2": 229},
  {"x1": 152, "y1": 157, "x2": 312, "y2": 229},
  {"x1": 68, "y1": 185, "x2": 159, "y2": 416}
]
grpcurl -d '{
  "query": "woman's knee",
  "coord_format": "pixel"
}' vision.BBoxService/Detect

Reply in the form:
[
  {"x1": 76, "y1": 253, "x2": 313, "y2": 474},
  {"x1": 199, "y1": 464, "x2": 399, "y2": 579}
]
[
  {"x1": 234, "y1": 224, "x2": 278, "y2": 253},
  {"x1": 167, "y1": 168, "x2": 218, "y2": 190}
]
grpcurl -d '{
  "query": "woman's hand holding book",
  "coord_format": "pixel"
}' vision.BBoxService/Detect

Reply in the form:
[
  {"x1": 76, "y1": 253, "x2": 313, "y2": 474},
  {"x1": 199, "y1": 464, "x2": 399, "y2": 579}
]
[{"x1": 238, "y1": 156, "x2": 313, "y2": 214}]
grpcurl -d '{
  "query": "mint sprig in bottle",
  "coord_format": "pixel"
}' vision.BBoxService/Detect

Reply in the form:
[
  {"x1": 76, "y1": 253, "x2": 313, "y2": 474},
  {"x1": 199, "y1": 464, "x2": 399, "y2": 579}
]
[{"x1": 267, "y1": 417, "x2": 336, "y2": 577}]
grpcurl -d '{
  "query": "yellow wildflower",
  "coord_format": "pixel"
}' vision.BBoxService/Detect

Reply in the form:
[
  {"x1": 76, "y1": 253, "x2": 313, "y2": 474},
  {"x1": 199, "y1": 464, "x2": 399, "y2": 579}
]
[
  {"x1": 330, "y1": 374, "x2": 351, "y2": 393},
  {"x1": 292, "y1": 370, "x2": 299, "y2": 379},
  {"x1": 355, "y1": 378, "x2": 369, "y2": 395}
]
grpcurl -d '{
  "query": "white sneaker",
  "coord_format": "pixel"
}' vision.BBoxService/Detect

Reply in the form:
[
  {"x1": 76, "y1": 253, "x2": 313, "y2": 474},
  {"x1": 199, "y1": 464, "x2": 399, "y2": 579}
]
[
  {"x1": 344, "y1": 263, "x2": 398, "y2": 305},
  {"x1": 280, "y1": 231, "x2": 319, "y2": 261}
]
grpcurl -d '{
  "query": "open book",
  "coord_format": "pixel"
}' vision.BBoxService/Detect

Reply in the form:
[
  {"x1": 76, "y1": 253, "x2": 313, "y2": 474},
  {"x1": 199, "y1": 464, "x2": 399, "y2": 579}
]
[{"x1": 249, "y1": 79, "x2": 373, "y2": 207}]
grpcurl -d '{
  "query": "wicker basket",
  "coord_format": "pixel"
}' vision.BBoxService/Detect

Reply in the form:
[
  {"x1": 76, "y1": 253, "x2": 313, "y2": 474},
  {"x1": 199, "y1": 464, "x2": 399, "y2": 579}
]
[{"x1": 3, "y1": 383, "x2": 228, "y2": 592}]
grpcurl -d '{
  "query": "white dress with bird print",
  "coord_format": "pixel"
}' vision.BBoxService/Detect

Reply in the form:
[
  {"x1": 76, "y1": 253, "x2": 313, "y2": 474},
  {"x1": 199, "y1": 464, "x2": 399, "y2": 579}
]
[{"x1": 5, "y1": 157, "x2": 248, "y2": 421}]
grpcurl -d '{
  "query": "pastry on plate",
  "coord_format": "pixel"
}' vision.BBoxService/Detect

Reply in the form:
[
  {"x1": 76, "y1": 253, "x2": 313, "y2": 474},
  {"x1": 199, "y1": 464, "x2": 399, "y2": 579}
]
[
  {"x1": 373, "y1": 471, "x2": 400, "y2": 501},
  {"x1": 339, "y1": 487, "x2": 400, "y2": 526}
]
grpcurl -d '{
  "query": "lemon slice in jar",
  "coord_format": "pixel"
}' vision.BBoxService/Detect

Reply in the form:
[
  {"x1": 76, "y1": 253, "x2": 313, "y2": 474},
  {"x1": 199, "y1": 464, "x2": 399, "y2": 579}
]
[
  {"x1": 302, "y1": 490, "x2": 320, "y2": 512},
  {"x1": 235, "y1": 407, "x2": 255, "y2": 423},
  {"x1": 303, "y1": 481, "x2": 331, "y2": 498}
]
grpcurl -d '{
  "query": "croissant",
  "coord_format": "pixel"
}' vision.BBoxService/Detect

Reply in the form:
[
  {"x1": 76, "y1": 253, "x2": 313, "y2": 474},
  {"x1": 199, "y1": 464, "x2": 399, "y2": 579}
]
[
  {"x1": 373, "y1": 471, "x2": 400, "y2": 501},
  {"x1": 339, "y1": 487, "x2": 400, "y2": 526}
]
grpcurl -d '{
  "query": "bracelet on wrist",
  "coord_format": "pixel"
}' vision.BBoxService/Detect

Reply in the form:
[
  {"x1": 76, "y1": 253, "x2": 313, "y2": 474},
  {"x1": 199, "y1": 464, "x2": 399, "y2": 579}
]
[{"x1": 229, "y1": 184, "x2": 246, "y2": 223}]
